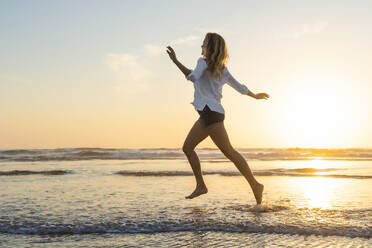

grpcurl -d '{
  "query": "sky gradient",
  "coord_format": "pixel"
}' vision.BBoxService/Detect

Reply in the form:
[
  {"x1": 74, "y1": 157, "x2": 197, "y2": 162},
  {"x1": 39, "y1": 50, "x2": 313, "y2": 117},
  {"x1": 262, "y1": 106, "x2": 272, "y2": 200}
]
[{"x1": 1, "y1": 0, "x2": 371, "y2": 149}]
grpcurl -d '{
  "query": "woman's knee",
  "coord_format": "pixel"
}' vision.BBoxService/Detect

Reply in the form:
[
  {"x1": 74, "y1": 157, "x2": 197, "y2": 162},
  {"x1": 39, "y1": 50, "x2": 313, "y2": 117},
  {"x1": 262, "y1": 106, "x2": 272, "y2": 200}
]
[{"x1": 182, "y1": 144, "x2": 194, "y2": 155}]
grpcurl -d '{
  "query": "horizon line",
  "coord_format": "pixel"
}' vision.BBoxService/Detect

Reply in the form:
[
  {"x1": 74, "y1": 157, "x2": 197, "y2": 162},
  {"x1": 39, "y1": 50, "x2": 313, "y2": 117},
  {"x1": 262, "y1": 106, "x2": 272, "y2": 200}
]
[{"x1": 1, "y1": 146, "x2": 372, "y2": 151}]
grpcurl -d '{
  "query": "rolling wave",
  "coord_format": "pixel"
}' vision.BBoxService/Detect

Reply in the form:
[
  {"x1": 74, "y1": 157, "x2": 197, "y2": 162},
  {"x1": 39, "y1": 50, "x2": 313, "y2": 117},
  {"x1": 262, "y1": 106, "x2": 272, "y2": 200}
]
[
  {"x1": 1, "y1": 148, "x2": 372, "y2": 162},
  {"x1": 115, "y1": 168, "x2": 372, "y2": 179},
  {"x1": 0, "y1": 219, "x2": 370, "y2": 238},
  {"x1": 0, "y1": 168, "x2": 369, "y2": 179}
]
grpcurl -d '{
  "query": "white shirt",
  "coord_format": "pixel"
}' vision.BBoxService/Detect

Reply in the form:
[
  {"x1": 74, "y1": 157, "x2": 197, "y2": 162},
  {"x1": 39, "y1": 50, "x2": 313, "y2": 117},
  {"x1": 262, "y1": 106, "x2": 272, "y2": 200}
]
[{"x1": 186, "y1": 57, "x2": 251, "y2": 114}]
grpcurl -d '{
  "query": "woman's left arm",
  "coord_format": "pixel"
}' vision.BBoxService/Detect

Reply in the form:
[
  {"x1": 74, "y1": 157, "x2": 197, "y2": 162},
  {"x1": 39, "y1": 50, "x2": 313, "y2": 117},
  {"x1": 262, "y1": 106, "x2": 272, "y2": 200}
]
[
  {"x1": 166, "y1": 46, "x2": 191, "y2": 77},
  {"x1": 247, "y1": 91, "x2": 270, "y2": 100}
]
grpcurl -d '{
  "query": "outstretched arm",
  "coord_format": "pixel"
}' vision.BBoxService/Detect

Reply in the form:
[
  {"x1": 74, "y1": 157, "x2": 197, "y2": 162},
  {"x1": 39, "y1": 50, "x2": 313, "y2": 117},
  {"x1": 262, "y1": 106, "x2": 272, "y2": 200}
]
[
  {"x1": 226, "y1": 68, "x2": 269, "y2": 100},
  {"x1": 166, "y1": 46, "x2": 191, "y2": 77}
]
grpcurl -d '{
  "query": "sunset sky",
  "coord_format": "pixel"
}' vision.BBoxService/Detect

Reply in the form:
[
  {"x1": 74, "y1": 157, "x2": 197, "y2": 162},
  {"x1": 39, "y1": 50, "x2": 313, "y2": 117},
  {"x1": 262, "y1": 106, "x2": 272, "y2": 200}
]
[{"x1": 1, "y1": 0, "x2": 371, "y2": 149}]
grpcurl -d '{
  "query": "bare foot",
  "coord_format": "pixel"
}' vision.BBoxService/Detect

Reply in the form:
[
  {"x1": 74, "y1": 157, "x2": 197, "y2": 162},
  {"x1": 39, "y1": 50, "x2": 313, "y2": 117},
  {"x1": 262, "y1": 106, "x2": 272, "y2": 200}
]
[
  {"x1": 253, "y1": 183, "x2": 264, "y2": 204},
  {"x1": 185, "y1": 185, "x2": 208, "y2": 199}
]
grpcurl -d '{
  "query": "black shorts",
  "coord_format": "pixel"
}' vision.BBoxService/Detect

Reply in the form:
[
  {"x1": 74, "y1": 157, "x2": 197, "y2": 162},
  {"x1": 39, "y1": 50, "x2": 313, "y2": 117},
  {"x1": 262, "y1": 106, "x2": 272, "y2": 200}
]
[{"x1": 197, "y1": 105, "x2": 225, "y2": 129}]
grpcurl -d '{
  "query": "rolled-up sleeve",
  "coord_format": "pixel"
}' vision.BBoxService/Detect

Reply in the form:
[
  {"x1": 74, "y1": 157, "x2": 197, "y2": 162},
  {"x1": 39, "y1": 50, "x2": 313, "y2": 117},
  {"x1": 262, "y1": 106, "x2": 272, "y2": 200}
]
[
  {"x1": 186, "y1": 58, "x2": 207, "y2": 82},
  {"x1": 226, "y1": 68, "x2": 250, "y2": 95}
]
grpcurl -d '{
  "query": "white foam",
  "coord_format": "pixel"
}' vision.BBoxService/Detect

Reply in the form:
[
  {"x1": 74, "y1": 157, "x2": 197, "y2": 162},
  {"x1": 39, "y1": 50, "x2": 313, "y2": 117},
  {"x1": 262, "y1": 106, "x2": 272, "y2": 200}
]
[{"x1": 251, "y1": 204, "x2": 265, "y2": 212}]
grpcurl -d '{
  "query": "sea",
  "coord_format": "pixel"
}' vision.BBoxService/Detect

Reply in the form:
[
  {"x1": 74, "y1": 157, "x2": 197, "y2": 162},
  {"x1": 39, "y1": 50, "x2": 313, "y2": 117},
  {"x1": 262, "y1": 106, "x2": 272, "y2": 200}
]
[{"x1": 0, "y1": 148, "x2": 371, "y2": 247}]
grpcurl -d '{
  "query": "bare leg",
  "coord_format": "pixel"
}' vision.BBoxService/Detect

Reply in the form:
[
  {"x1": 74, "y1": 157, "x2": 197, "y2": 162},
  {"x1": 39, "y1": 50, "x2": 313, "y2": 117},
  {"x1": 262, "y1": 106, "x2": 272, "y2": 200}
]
[
  {"x1": 207, "y1": 122, "x2": 264, "y2": 204},
  {"x1": 183, "y1": 119, "x2": 209, "y2": 199}
]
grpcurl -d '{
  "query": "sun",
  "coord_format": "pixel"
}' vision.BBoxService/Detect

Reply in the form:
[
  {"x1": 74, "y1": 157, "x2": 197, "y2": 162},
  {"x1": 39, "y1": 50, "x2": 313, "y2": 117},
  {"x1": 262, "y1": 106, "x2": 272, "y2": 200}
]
[
  {"x1": 307, "y1": 159, "x2": 328, "y2": 169},
  {"x1": 277, "y1": 75, "x2": 359, "y2": 148}
]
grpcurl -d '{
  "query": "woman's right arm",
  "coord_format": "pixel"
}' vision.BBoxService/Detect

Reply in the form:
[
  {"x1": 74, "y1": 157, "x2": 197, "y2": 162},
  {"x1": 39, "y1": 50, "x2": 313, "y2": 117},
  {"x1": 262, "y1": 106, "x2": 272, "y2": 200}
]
[{"x1": 166, "y1": 46, "x2": 191, "y2": 77}]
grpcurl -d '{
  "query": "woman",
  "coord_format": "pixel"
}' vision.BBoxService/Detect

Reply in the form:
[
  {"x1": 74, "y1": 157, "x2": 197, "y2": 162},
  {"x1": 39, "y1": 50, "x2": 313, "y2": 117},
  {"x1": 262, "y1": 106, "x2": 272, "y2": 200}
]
[{"x1": 166, "y1": 32, "x2": 269, "y2": 204}]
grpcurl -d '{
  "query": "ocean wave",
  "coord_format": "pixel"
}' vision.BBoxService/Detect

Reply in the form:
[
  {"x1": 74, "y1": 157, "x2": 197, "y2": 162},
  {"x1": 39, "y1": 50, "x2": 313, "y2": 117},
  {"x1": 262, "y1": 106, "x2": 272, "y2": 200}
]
[
  {"x1": 115, "y1": 169, "x2": 372, "y2": 179},
  {"x1": 0, "y1": 170, "x2": 71, "y2": 176},
  {"x1": 1, "y1": 148, "x2": 372, "y2": 162},
  {"x1": 0, "y1": 219, "x2": 370, "y2": 238}
]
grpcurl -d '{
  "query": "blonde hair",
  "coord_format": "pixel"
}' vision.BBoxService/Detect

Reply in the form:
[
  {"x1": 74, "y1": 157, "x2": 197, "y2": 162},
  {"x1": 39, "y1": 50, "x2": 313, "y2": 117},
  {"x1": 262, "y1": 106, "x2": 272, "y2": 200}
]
[{"x1": 204, "y1": 33, "x2": 229, "y2": 78}]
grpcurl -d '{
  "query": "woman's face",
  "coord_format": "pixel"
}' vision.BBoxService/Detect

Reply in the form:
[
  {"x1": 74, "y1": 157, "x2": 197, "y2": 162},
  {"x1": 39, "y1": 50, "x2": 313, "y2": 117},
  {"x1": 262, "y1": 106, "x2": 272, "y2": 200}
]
[{"x1": 201, "y1": 38, "x2": 208, "y2": 57}]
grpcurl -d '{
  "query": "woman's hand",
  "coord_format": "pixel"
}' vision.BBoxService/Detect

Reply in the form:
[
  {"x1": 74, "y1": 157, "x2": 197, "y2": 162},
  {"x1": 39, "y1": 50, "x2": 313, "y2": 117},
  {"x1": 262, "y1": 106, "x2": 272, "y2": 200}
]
[
  {"x1": 166, "y1": 46, "x2": 177, "y2": 62},
  {"x1": 166, "y1": 46, "x2": 191, "y2": 76},
  {"x1": 255, "y1": 93, "x2": 270, "y2": 100}
]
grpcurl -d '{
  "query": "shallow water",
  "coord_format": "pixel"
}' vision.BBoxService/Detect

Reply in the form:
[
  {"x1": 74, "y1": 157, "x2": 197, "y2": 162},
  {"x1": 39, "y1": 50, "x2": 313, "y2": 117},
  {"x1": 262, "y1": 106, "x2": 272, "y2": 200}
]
[{"x1": 1, "y1": 157, "x2": 372, "y2": 247}]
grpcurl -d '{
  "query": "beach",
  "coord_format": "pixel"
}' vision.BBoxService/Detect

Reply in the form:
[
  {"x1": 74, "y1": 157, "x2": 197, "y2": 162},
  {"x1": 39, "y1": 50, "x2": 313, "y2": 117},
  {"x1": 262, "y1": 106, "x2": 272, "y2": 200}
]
[
  {"x1": 0, "y1": 148, "x2": 371, "y2": 247},
  {"x1": 3, "y1": 0, "x2": 372, "y2": 246}
]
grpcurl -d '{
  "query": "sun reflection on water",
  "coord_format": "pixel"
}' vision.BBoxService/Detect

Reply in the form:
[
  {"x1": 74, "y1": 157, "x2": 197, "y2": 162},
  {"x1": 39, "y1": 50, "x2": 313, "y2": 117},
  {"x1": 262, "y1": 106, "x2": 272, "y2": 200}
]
[
  {"x1": 294, "y1": 159, "x2": 339, "y2": 209},
  {"x1": 302, "y1": 177, "x2": 332, "y2": 209}
]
